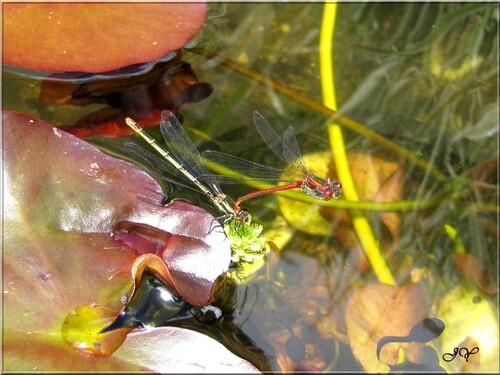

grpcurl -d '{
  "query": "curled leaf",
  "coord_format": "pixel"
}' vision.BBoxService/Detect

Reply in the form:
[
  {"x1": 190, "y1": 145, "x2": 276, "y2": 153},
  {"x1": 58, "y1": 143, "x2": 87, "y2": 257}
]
[
  {"x1": 101, "y1": 271, "x2": 192, "y2": 334},
  {"x1": 131, "y1": 254, "x2": 179, "y2": 297}
]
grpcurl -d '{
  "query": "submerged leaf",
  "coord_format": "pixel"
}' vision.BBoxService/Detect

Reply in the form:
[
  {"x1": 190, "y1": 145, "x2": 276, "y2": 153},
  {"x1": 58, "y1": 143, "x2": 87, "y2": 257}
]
[
  {"x1": 320, "y1": 152, "x2": 405, "y2": 271},
  {"x1": 453, "y1": 253, "x2": 499, "y2": 294},
  {"x1": 278, "y1": 151, "x2": 334, "y2": 236},
  {"x1": 42, "y1": 58, "x2": 213, "y2": 138},
  {"x1": 278, "y1": 151, "x2": 404, "y2": 246},
  {"x1": 374, "y1": 161, "x2": 405, "y2": 242},
  {"x1": 345, "y1": 283, "x2": 430, "y2": 372}
]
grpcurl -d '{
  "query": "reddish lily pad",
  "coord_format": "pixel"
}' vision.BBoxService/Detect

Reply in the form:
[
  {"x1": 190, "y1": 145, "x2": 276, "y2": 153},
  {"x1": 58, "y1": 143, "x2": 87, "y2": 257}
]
[
  {"x1": 2, "y1": 111, "x2": 255, "y2": 371},
  {"x1": 3, "y1": 3, "x2": 207, "y2": 73},
  {"x1": 113, "y1": 327, "x2": 261, "y2": 373}
]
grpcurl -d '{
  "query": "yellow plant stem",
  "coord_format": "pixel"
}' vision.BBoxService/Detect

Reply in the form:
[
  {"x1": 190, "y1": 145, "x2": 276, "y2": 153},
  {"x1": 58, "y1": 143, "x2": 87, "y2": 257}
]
[{"x1": 320, "y1": 3, "x2": 396, "y2": 285}]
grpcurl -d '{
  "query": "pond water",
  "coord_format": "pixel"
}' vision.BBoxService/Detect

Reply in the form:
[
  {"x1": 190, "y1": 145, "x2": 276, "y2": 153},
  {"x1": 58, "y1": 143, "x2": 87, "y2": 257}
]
[{"x1": 3, "y1": 2, "x2": 498, "y2": 372}]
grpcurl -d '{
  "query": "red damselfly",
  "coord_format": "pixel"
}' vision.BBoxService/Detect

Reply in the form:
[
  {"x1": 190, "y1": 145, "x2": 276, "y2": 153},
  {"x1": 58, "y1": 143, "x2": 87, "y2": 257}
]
[{"x1": 201, "y1": 111, "x2": 342, "y2": 208}]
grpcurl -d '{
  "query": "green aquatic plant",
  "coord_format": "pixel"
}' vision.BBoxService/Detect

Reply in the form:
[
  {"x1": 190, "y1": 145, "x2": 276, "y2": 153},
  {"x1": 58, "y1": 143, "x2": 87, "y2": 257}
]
[{"x1": 224, "y1": 217, "x2": 270, "y2": 264}]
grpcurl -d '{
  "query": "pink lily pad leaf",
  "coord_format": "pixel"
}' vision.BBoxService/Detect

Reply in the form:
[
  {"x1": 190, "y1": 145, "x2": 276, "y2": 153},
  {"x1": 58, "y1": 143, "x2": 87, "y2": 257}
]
[
  {"x1": 3, "y1": 3, "x2": 208, "y2": 73},
  {"x1": 113, "y1": 327, "x2": 261, "y2": 373},
  {"x1": 345, "y1": 283, "x2": 431, "y2": 372},
  {"x1": 127, "y1": 251, "x2": 217, "y2": 306},
  {"x1": 112, "y1": 221, "x2": 175, "y2": 256},
  {"x1": 3, "y1": 110, "x2": 233, "y2": 371},
  {"x1": 4, "y1": 110, "x2": 164, "y2": 233}
]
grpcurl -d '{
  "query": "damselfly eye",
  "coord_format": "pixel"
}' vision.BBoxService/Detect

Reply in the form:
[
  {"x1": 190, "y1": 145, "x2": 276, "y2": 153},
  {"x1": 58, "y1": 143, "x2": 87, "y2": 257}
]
[
  {"x1": 323, "y1": 187, "x2": 334, "y2": 199},
  {"x1": 326, "y1": 181, "x2": 342, "y2": 199}
]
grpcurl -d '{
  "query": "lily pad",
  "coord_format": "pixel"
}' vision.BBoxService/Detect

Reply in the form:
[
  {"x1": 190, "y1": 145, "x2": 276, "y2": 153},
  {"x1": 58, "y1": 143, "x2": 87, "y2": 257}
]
[
  {"x1": 2, "y1": 111, "x2": 257, "y2": 371},
  {"x1": 113, "y1": 327, "x2": 261, "y2": 373},
  {"x1": 3, "y1": 3, "x2": 207, "y2": 73}
]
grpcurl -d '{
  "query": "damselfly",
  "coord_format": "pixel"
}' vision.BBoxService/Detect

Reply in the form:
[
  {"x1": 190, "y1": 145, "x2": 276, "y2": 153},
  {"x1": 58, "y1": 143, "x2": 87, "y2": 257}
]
[
  {"x1": 125, "y1": 112, "x2": 268, "y2": 264},
  {"x1": 201, "y1": 111, "x2": 342, "y2": 208},
  {"x1": 125, "y1": 112, "x2": 249, "y2": 223}
]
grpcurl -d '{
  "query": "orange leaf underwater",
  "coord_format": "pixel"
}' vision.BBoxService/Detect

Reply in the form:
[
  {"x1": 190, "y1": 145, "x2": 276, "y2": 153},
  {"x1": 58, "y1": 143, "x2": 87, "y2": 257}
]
[{"x1": 39, "y1": 56, "x2": 213, "y2": 137}]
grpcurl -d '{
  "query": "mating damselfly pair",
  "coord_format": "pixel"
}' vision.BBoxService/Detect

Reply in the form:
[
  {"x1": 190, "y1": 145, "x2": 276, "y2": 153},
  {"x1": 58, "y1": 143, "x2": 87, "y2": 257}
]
[{"x1": 125, "y1": 111, "x2": 342, "y2": 262}]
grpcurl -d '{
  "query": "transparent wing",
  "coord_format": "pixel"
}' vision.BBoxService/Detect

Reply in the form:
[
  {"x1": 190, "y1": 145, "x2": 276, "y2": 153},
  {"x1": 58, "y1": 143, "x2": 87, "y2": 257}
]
[
  {"x1": 124, "y1": 142, "x2": 201, "y2": 193},
  {"x1": 252, "y1": 111, "x2": 307, "y2": 174},
  {"x1": 252, "y1": 111, "x2": 284, "y2": 160},
  {"x1": 159, "y1": 111, "x2": 224, "y2": 196},
  {"x1": 125, "y1": 141, "x2": 180, "y2": 177},
  {"x1": 200, "y1": 150, "x2": 305, "y2": 184},
  {"x1": 282, "y1": 126, "x2": 308, "y2": 175}
]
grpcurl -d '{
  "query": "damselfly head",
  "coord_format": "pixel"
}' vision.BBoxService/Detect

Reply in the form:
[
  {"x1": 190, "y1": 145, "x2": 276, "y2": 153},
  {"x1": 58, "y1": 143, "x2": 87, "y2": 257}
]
[
  {"x1": 301, "y1": 174, "x2": 342, "y2": 200},
  {"x1": 322, "y1": 179, "x2": 342, "y2": 200}
]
